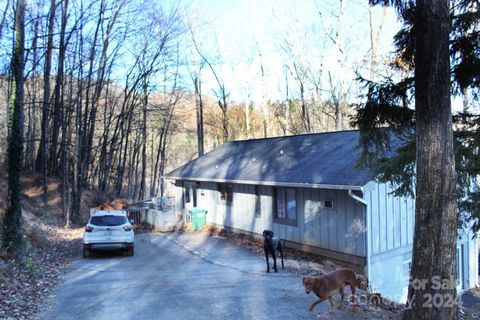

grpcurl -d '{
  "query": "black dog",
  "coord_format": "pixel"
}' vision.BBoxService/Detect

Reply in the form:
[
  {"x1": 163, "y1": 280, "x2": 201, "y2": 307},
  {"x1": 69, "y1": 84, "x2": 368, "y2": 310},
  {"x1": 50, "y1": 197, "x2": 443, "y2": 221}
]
[{"x1": 262, "y1": 230, "x2": 284, "y2": 273}]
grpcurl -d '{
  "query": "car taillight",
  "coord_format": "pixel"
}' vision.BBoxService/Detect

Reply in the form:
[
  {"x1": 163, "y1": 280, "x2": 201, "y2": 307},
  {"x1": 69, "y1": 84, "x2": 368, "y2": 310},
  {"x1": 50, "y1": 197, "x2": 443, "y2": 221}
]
[
  {"x1": 123, "y1": 225, "x2": 132, "y2": 231},
  {"x1": 85, "y1": 226, "x2": 93, "y2": 232}
]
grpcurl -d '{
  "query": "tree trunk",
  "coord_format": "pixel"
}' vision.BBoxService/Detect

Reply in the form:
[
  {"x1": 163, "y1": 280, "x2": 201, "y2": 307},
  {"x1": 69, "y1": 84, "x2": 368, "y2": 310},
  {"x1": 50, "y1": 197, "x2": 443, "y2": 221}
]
[
  {"x1": 0, "y1": 1, "x2": 10, "y2": 42},
  {"x1": 404, "y1": 1, "x2": 458, "y2": 319},
  {"x1": 50, "y1": 0, "x2": 68, "y2": 176},
  {"x1": 194, "y1": 76, "x2": 204, "y2": 156},
  {"x1": 3, "y1": 0, "x2": 25, "y2": 255},
  {"x1": 70, "y1": 13, "x2": 86, "y2": 225},
  {"x1": 284, "y1": 65, "x2": 291, "y2": 135},
  {"x1": 37, "y1": 0, "x2": 56, "y2": 205},
  {"x1": 368, "y1": 4, "x2": 387, "y2": 86},
  {"x1": 25, "y1": 14, "x2": 39, "y2": 171},
  {"x1": 245, "y1": 101, "x2": 251, "y2": 139},
  {"x1": 336, "y1": 0, "x2": 345, "y2": 131},
  {"x1": 115, "y1": 103, "x2": 135, "y2": 197},
  {"x1": 151, "y1": 128, "x2": 164, "y2": 197},
  {"x1": 139, "y1": 82, "x2": 148, "y2": 200},
  {"x1": 220, "y1": 91, "x2": 228, "y2": 143},
  {"x1": 80, "y1": 0, "x2": 103, "y2": 187},
  {"x1": 259, "y1": 48, "x2": 268, "y2": 138},
  {"x1": 129, "y1": 132, "x2": 140, "y2": 200}
]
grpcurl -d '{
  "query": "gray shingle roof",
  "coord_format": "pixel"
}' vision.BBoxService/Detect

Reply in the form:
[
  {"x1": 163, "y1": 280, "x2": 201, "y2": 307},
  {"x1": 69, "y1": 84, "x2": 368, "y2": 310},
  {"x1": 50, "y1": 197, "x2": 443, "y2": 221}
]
[{"x1": 166, "y1": 130, "x2": 376, "y2": 190}]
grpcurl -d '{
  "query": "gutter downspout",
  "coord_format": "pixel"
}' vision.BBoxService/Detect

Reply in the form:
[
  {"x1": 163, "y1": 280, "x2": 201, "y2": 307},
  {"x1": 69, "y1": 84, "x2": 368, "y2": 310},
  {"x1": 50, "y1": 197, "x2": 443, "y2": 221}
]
[
  {"x1": 348, "y1": 189, "x2": 368, "y2": 206},
  {"x1": 348, "y1": 189, "x2": 370, "y2": 289}
]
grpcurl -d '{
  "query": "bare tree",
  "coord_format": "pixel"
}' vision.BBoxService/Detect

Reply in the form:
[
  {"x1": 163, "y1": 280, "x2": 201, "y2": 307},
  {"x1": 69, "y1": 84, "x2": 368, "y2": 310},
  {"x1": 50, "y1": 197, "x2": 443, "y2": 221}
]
[
  {"x1": 185, "y1": 4, "x2": 206, "y2": 156},
  {"x1": 36, "y1": 0, "x2": 56, "y2": 205},
  {"x1": 3, "y1": 0, "x2": 25, "y2": 254},
  {"x1": 24, "y1": 6, "x2": 41, "y2": 171},
  {"x1": 189, "y1": 33, "x2": 229, "y2": 143},
  {"x1": 0, "y1": 0, "x2": 10, "y2": 42},
  {"x1": 49, "y1": 0, "x2": 69, "y2": 176},
  {"x1": 368, "y1": 4, "x2": 387, "y2": 87}
]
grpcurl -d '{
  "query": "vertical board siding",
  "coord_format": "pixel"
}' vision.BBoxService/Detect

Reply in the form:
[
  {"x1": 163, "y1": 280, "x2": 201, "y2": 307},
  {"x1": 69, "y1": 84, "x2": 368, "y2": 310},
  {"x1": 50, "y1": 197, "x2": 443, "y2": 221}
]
[
  {"x1": 196, "y1": 182, "x2": 219, "y2": 225},
  {"x1": 369, "y1": 247, "x2": 413, "y2": 303},
  {"x1": 263, "y1": 186, "x2": 273, "y2": 230},
  {"x1": 327, "y1": 190, "x2": 337, "y2": 251},
  {"x1": 365, "y1": 181, "x2": 415, "y2": 255},
  {"x1": 179, "y1": 180, "x2": 366, "y2": 257},
  {"x1": 345, "y1": 193, "x2": 355, "y2": 254},
  {"x1": 302, "y1": 188, "x2": 315, "y2": 244},
  {"x1": 173, "y1": 184, "x2": 184, "y2": 216},
  {"x1": 379, "y1": 184, "x2": 387, "y2": 252},
  {"x1": 198, "y1": 182, "x2": 265, "y2": 235},
  {"x1": 399, "y1": 198, "x2": 406, "y2": 247},
  {"x1": 394, "y1": 196, "x2": 402, "y2": 248},
  {"x1": 318, "y1": 189, "x2": 329, "y2": 249},
  {"x1": 386, "y1": 185, "x2": 394, "y2": 251},
  {"x1": 336, "y1": 190, "x2": 345, "y2": 251},
  {"x1": 298, "y1": 188, "x2": 307, "y2": 244},
  {"x1": 369, "y1": 185, "x2": 380, "y2": 254},
  {"x1": 407, "y1": 197, "x2": 414, "y2": 244},
  {"x1": 290, "y1": 187, "x2": 366, "y2": 257},
  {"x1": 356, "y1": 201, "x2": 366, "y2": 256}
]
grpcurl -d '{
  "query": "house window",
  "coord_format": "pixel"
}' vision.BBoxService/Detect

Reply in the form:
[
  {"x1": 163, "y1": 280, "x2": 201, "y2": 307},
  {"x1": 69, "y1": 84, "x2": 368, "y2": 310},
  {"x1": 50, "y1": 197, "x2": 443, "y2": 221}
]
[
  {"x1": 217, "y1": 184, "x2": 233, "y2": 204},
  {"x1": 255, "y1": 186, "x2": 261, "y2": 218},
  {"x1": 184, "y1": 185, "x2": 190, "y2": 204},
  {"x1": 273, "y1": 187, "x2": 297, "y2": 225},
  {"x1": 324, "y1": 199, "x2": 334, "y2": 209}
]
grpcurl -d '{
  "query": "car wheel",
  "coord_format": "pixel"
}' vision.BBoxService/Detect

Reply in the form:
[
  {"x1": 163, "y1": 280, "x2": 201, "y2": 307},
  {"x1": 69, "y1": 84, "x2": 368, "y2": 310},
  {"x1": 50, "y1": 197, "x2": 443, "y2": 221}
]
[
  {"x1": 127, "y1": 247, "x2": 134, "y2": 257},
  {"x1": 83, "y1": 248, "x2": 91, "y2": 258}
]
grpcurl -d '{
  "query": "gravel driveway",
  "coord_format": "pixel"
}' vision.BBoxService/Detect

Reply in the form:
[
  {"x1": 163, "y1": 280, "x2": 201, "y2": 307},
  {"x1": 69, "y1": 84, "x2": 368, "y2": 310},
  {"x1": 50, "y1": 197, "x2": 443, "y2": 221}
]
[{"x1": 41, "y1": 232, "x2": 373, "y2": 320}]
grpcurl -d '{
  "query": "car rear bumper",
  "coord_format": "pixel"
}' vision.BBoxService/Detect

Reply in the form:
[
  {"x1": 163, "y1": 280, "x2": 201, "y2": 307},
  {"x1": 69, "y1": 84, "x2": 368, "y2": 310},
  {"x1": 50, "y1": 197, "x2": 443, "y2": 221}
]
[{"x1": 84, "y1": 242, "x2": 134, "y2": 251}]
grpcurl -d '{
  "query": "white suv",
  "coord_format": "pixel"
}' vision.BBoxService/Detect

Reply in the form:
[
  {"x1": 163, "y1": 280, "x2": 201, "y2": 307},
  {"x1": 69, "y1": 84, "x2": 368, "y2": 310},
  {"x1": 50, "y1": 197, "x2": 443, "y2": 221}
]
[{"x1": 83, "y1": 210, "x2": 135, "y2": 258}]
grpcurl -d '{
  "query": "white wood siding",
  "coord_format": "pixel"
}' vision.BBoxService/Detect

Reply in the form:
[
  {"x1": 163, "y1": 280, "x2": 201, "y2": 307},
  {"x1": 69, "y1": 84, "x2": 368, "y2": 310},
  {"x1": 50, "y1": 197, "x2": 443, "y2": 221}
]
[
  {"x1": 364, "y1": 181, "x2": 415, "y2": 255},
  {"x1": 294, "y1": 188, "x2": 366, "y2": 256},
  {"x1": 172, "y1": 178, "x2": 477, "y2": 302},
  {"x1": 186, "y1": 182, "x2": 366, "y2": 257}
]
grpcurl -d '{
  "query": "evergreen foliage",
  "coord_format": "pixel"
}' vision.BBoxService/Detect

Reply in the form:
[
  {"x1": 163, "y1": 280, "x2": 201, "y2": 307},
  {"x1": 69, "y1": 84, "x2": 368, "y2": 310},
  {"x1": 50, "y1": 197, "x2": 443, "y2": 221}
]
[{"x1": 352, "y1": 0, "x2": 480, "y2": 232}]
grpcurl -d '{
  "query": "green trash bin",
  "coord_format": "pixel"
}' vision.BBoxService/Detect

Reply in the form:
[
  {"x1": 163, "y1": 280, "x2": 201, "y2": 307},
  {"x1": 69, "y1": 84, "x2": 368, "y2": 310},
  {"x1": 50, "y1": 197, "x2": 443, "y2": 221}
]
[{"x1": 189, "y1": 208, "x2": 208, "y2": 230}]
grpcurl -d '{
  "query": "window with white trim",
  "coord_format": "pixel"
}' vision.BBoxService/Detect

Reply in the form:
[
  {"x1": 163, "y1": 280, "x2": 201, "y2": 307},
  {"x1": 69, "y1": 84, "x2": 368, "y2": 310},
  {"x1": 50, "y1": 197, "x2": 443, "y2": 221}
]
[
  {"x1": 273, "y1": 187, "x2": 297, "y2": 225},
  {"x1": 324, "y1": 199, "x2": 334, "y2": 209},
  {"x1": 217, "y1": 183, "x2": 233, "y2": 204}
]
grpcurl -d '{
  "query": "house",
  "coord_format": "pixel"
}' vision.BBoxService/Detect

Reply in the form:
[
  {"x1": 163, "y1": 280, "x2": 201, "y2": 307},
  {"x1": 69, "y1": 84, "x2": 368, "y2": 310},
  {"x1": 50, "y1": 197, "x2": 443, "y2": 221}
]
[{"x1": 165, "y1": 130, "x2": 478, "y2": 303}]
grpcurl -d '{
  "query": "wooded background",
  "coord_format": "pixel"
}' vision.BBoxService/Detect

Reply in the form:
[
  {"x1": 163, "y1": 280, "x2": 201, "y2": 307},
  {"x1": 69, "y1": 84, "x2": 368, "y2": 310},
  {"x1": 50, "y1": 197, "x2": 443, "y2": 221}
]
[
  {"x1": 0, "y1": 0, "x2": 395, "y2": 224},
  {"x1": 1, "y1": 2, "x2": 480, "y2": 318}
]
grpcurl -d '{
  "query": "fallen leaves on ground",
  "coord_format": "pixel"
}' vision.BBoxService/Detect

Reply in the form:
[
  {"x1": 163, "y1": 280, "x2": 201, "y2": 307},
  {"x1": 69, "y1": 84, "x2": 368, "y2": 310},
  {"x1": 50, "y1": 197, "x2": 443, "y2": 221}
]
[{"x1": 0, "y1": 221, "x2": 83, "y2": 320}]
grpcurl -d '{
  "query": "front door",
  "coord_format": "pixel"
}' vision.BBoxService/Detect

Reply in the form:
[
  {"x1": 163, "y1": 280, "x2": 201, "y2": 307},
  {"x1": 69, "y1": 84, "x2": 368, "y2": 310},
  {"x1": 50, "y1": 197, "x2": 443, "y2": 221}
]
[{"x1": 184, "y1": 182, "x2": 197, "y2": 209}]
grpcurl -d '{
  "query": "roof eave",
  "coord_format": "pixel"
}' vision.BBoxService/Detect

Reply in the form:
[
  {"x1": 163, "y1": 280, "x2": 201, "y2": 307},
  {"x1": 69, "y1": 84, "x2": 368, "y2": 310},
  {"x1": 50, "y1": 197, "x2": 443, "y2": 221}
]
[{"x1": 163, "y1": 175, "x2": 364, "y2": 191}]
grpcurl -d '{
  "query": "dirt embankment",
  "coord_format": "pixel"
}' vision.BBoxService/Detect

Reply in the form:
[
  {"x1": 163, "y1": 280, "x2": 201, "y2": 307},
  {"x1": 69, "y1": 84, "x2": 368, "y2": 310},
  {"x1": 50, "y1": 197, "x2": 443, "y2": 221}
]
[{"x1": 0, "y1": 166, "x2": 117, "y2": 320}]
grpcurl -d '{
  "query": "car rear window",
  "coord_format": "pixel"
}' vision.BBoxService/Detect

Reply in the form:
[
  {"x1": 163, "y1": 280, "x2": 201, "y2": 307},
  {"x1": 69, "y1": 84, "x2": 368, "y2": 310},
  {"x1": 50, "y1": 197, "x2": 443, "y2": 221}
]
[{"x1": 90, "y1": 215, "x2": 126, "y2": 226}]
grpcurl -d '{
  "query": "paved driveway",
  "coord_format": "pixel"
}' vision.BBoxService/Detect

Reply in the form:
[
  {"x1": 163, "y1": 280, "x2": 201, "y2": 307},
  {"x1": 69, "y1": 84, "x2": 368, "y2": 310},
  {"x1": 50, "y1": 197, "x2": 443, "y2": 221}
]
[{"x1": 42, "y1": 232, "x2": 365, "y2": 320}]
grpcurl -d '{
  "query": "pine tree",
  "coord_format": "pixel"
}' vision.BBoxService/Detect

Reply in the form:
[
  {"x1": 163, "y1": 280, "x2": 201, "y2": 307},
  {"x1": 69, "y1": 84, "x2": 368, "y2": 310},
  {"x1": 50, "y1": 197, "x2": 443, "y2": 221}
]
[{"x1": 353, "y1": 0, "x2": 480, "y2": 318}]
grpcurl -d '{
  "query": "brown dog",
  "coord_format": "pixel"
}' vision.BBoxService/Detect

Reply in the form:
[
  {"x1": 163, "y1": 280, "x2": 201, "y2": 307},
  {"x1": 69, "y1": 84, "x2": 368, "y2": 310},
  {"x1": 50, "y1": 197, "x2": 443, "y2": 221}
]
[{"x1": 302, "y1": 268, "x2": 356, "y2": 313}]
